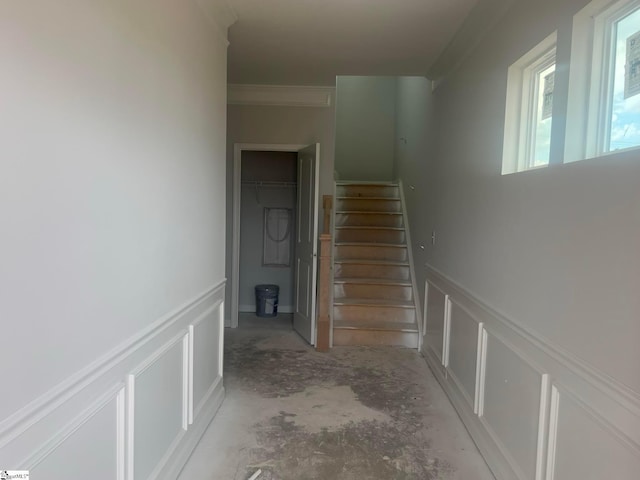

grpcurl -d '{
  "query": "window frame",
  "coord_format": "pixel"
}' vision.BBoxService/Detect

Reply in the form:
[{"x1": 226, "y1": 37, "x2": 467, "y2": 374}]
[
  {"x1": 502, "y1": 32, "x2": 558, "y2": 175},
  {"x1": 566, "y1": 0, "x2": 640, "y2": 162}
]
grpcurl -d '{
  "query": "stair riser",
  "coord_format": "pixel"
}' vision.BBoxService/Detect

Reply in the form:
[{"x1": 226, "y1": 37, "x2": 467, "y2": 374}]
[
  {"x1": 335, "y1": 245, "x2": 408, "y2": 262},
  {"x1": 335, "y1": 229, "x2": 405, "y2": 244},
  {"x1": 336, "y1": 184, "x2": 399, "y2": 198},
  {"x1": 334, "y1": 283, "x2": 413, "y2": 301},
  {"x1": 334, "y1": 305, "x2": 416, "y2": 323},
  {"x1": 334, "y1": 263, "x2": 410, "y2": 280},
  {"x1": 333, "y1": 329, "x2": 419, "y2": 348},
  {"x1": 335, "y1": 213, "x2": 404, "y2": 228},
  {"x1": 336, "y1": 198, "x2": 401, "y2": 213}
]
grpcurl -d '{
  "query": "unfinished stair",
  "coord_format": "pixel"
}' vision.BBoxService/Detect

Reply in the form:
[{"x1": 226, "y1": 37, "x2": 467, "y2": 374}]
[{"x1": 333, "y1": 182, "x2": 419, "y2": 348}]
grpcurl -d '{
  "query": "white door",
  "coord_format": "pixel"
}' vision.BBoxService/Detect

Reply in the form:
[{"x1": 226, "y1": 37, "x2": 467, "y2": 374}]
[{"x1": 293, "y1": 143, "x2": 320, "y2": 344}]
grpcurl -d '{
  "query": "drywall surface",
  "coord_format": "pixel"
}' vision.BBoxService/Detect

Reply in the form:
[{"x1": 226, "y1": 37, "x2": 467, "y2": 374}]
[
  {"x1": 335, "y1": 76, "x2": 397, "y2": 181},
  {"x1": 239, "y1": 152, "x2": 297, "y2": 311},
  {"x1": 225, "y1": 104, "x2": 336, "y2": 323},
  {"x1": 0, "y1": 0, "x2": 228, "y2": 421},
  {"x1": 394, "y1": 77, "x2": 438, "y2": 316},
  {"x1": 425, "y1": 0, "x2": 640, "y2": 393}
]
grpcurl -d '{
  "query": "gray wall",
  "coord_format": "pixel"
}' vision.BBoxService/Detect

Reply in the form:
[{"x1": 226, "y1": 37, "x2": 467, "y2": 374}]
[
  {"x1": 396, "y1": 2, "x2": 640, "y2": 475},
  {"x1": 0, "y1": 0, "x2": 229, "y2": 472},
  {"x1": 426, "y1": 0, "x2": 640, "y2": 392},
  {"x1": 409, "y1": 0, "x2": 640, "y2": 395},
  {"x1": 335, "y1": 76, "x2": 397, "y2": 181},
  {"x1": 239, "y1": 151, "x2": 297, "y2": 311},
  {"x1": 394, "y1": 77, "x2": 437, "y2": 319},
  {"x1": 225, "y1": 103, "x2": 336, "y2": 324}
]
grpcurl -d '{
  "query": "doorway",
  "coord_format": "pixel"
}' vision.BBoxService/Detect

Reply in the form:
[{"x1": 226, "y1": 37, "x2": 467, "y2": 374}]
[
  {"x1": 239, "y1": 150, "x2": 297, "y2": 323},
  {"x1": 231, "y1": 143, "x2": 320, "y2": 345}
]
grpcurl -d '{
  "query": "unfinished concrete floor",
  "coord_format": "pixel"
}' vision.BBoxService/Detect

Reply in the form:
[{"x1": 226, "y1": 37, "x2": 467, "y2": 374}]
[{"x1": 178, "y1": 313, "x2": 495, "y2": 480}]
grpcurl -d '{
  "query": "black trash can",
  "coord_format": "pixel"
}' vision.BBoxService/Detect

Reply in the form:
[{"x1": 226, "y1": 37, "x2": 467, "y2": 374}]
[{"x1": 255, "y1": 284, "x2": 279, "y2": 317}]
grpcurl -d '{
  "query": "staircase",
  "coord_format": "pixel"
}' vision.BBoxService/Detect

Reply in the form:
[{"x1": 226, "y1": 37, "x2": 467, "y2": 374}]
[{"x1": 332, "y1": 182, "x2": 419, "y2": 348}]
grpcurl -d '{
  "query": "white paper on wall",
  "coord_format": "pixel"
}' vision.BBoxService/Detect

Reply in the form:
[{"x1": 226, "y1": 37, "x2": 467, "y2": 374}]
[{"x1": 625, "y1": 31, "x2": 640, "y2": 99}]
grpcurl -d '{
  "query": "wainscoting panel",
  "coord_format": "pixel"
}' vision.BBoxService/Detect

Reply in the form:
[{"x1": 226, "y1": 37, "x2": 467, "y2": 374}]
[
  {"x1": 447, "y1": 302, "x2": 479, "y2": 410},
  {"x1": 131, "y1": 336, "x2": 186, "y2": 480},
  {"x1": 482, "y1": 333, "x2": 543, "y2": 480},
  {"x1": 0, "y1": 281, "x2": 226, "y2": 480},
  {"x1": 190, "y1": 302, "x2": 223, "y2": 423},
  {"x1": 423, "y1": 266, "x2": 640, "y2": 480},
  {"x1": 548, "y1": 387, "x2": 640, "y2": 480},
  {"x1": 29, "y1": 389, "x2": 121, "y2": 480},
  {"x1": 424, "y1": 282, "x2": 447, "y2": 365}
]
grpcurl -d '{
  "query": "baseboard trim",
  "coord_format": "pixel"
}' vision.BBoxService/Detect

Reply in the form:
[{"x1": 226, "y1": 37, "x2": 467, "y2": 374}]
[
  {"x1": 397, "y1": 179, "x2": 423, "y2": 349},
  {"x1": 238, "y1": 304, "x2": 294, "y2": 314}
]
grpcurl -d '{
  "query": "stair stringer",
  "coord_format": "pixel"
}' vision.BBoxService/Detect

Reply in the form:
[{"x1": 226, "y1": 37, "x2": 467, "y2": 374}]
[{"x1": 397, "y1": 179, "x2": 424, "y2": 351}]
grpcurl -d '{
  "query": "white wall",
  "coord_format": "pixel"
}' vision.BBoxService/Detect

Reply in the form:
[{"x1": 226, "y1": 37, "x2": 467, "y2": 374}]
[
  {"x1": 0, "y1": 0, "x2": 229, "y2": 474},
  {"x1": 409, "y1": 0, "x2": 640, "y2": 478},
  {"x1": 394, "y1": 77, "x2": 438, "y2": 315},
  {"x1": 335, "y1": 76, "x2": 397, "y2": 181},
  {"x1": 428, "y1": 0, "x2": 640, "y2": 398},
  {"x1": 225, "y1": 103, "x2": 336, "y2": 324},
  {"x1": 239, "y1": 151, "x2": 297, "y2": 312}
]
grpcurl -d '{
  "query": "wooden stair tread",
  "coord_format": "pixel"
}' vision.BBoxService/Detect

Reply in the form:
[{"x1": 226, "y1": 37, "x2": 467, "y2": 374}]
[
  {"x1": 336, "y1": 196, "x2": 400, "y2": 201},
  {"x1": 334, "y1": 297, "x2": 414, "y2": 308},
  {"x1": 334, "y1": 277, "x2": 412, "y2": 286},
  {"x1": 335, "y1": 210, "x2": 403, "y2": 215},
  {"x1": 335, "y1": 242, "x2": 406, "y2": 247},
  {"x1": 335, "y1": 226, "x2": 404, "y2": 231},
  {"x1": 332, "y1": 182, "x2": 418, "y2": 348},
  {"x1": 334, "y1": 259, "x2": 408, "y2": 266},
  {"x1": 333, "y1": 320, "x2": 418, "y2": 332},
  {"x1": 335, "y1": 182, "x2": 398, "y2": 186}
]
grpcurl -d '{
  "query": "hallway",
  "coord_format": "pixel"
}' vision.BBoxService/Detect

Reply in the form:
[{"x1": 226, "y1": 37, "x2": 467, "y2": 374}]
[{"x1": 179, "y1": 315, "x2": 495, "y2": 479}]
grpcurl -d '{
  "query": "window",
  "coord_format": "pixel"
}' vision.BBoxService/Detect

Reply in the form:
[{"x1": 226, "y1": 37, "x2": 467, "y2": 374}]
[
  {"x1": 608, "y1": 6, "x2": 640, "y2": 150},
  {"x1": 566, "y1": 0, "x2": 640, "y2": 161},
  {"x1": 502, "y1": 33, "x2": 557, "y2": 174}
]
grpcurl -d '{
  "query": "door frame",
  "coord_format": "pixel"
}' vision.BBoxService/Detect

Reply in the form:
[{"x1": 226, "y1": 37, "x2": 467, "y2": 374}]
[{"x1": 231, "y1": 143, "x2": 308, "y2": 329}]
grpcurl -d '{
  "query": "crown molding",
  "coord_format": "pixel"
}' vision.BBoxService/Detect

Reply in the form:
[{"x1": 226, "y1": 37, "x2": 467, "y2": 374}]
[
  {"x1": 228, "y1": 84, "x2": 335, "y2": 108},
  {"x1": 194, "y1": 0, "x2": 238, "y2": 46},
  {"x1": 427, "y1": 0, "x2": 515, "y2": 87}
]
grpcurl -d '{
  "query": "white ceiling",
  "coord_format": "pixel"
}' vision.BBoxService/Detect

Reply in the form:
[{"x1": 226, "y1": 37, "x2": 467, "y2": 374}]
[{"x1": 226, "y1": 0, "x2": 480, "y2": 86}]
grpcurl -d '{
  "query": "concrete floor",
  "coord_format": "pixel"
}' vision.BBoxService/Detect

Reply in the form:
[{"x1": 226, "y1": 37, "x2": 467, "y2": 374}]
[{"x1": 178, "y1": 313, "x2": 495, "y2": 480}]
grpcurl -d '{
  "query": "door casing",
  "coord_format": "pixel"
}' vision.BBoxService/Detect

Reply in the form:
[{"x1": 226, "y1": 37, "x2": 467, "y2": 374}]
[{"x1": 231, "y1": 143, "x2": 312, "y2": 330}]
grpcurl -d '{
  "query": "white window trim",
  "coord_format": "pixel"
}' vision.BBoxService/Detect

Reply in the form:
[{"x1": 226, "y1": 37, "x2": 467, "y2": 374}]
[
  {"x1": 502, "y1": 32, "x2": 557, "y2": 174},
  {"x1": 565, "y1": 0, "x2": 640, "y2": 162}
]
